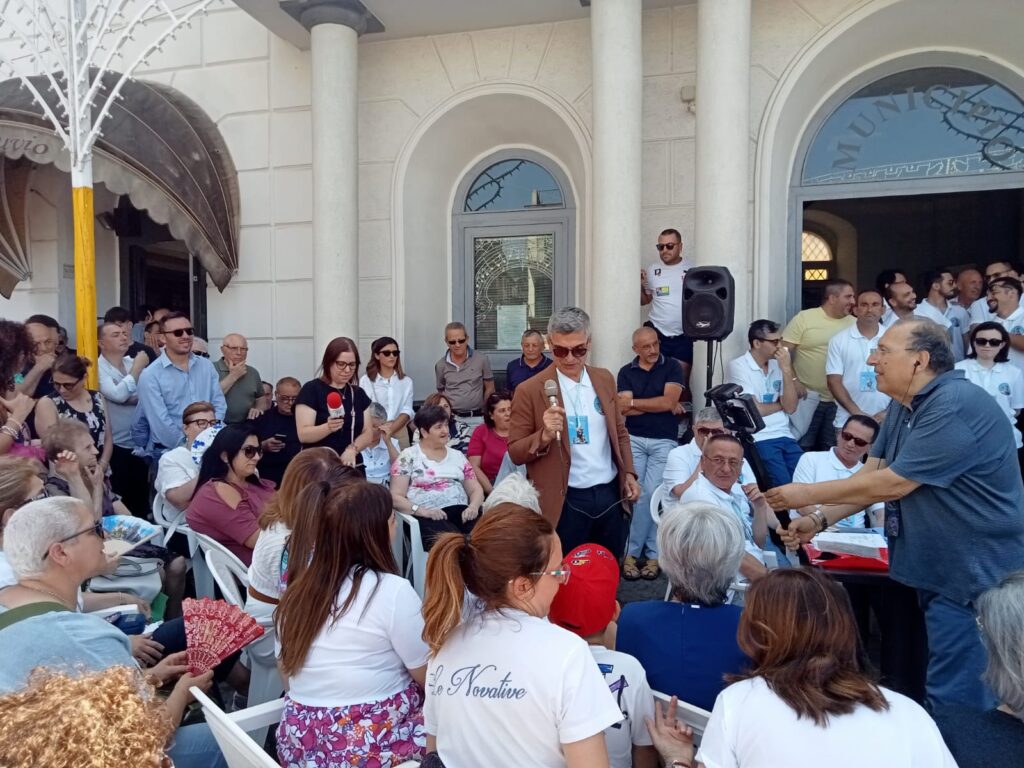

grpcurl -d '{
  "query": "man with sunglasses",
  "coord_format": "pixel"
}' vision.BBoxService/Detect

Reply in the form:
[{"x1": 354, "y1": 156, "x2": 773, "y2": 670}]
[
  {"x1": 726, "y1": 319, "x2": 803, "y2": 486},
  {"x1": 790, "y1": 415, "x2": 882, "y2": 529},
  {"x1": 136, "y1": 312, "x2": 226, "y2": 458},
  {"x1": 640, "y1": 228, "x2": 693, "y2": 399},
  {"x1": 770, "y1": 317, "x2": 1024, "y2": 711},
  {"x1": 509, "y1": 307, "x2": 640, "y2": 559},
  {"x1": 661, "y1": 406, "x2": 754, "y2": 498},
  {"x1": 434, "y1": 322, "x2": 494, "y2": 427}
]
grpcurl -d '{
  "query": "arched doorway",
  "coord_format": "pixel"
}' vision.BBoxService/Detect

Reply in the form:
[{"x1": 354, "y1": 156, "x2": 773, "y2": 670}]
[
  {"x1": 790, "y1": 60, "x2": 1024, "y2": 307},
  {"x1": 452, "y1": 150, "x2": 575, "y2": 382}
]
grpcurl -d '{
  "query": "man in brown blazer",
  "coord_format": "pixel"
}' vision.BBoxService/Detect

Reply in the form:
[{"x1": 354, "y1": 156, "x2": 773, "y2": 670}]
[{"x1": 509, "y1": 306, "x2": 640, "y2": 559}]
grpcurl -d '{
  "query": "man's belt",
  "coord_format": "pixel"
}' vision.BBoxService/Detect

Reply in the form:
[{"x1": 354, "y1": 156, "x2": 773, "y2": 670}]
[{"x1": 453, "y1": 409, "x2": 484, "y2": 418}]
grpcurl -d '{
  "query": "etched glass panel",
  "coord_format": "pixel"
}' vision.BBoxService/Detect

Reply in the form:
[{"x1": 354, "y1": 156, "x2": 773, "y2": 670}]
[
  {"x1": 464, "y1": 160, "x2": 564, "y2": 211},
  {"x1": 473, "y1": 234, "x2": 554, "y2": 351}
]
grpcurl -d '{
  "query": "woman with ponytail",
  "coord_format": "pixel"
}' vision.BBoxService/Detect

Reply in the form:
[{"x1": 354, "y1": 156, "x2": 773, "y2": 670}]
[
  {"x1": 274, "y1": 481, "x2": 428, "y2": 768},
  {"x1": 421, "y1": 504, "x2": 622, "y2": 768}
]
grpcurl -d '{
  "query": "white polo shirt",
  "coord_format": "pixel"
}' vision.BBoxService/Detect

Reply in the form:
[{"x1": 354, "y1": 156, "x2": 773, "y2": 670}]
[
  {"x1": 680, "y1": 474, "x2": 763, "y2": 563},
  {"x1": 969, "y1": 296, "x2": 995, "y2": 326},
  {"x1": 662, "y1": 441, "x2": 753, "y2": 497},
  {"x1": 913, "y1": 300, "x2": 968, "y2": 361},
  {"x1": 791, "y1": 448, "x2": 882, "y2": 528},
  {"x1": 558, "y1": 369, "x2": 617, "y2": 489},
  {"x1": 825, "y1": 324, "x2": 890, "y2": 428},
  {"x1": 643, "y1": 260, "x2": 689, "y2": 337},
  {"x1": 724, "y1": 352, "x2": 792, "y2": 443},
  {"x1": 994, "y1": 305, "x2": 1024, "y2": 375},
  {"x1": 955, "y1": 359, "x2": 1024, "y2": 448}
]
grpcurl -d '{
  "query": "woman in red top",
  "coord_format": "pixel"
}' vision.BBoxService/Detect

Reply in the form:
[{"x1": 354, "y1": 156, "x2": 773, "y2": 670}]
[
  {"x1": 466, "y1": 390, "x2": 512, "y2": 495},
  {"x1": 187, "y1": 424, "x2": 275, "y2": 565}
]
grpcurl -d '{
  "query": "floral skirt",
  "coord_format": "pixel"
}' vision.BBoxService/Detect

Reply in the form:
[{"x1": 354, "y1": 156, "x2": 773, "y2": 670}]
[{"x1": 277, "y1": 681, "x2": 426, "y2": 768}]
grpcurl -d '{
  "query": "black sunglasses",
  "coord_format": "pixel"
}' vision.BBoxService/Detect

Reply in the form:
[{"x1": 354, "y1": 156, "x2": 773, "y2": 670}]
[
  {"x1": 53, "y1": 379, "x2": 82, "y2": 391},
  {"x1": 446, "y1": 338, "x2": 468, "y2": 346},
  {"x1": 43, "y1": 520, "x2": 104, "y2": 559},
  {"x1": 164, "y1": 327, "x2": 195, "y2": 338},
  {"x1": 378, "y1": 349, "x2": 400, "y2": 357},
  {"x1": 840, "y1": 431, "x2": 870, "y2": 448},
  {"x1": 551, "y1": 344, "x2": 589, "y2": 359},
  {"x1": 974, "y1": 337, "x2": 1004, "y2": 347},
  {"x1": 655, "y1": 243, "x2": 678, "y2": 251},
  {"x1": 241, "y1": 445, "x2": 263, "y2": 459}
]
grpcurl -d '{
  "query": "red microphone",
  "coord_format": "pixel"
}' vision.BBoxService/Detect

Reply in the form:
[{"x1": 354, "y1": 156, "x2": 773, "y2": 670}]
[{"x1": 326, "y1": 391, "x2": 345, "y2": 420}]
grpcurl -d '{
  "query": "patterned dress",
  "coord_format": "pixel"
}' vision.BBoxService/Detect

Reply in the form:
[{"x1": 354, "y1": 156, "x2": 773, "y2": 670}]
[{"x1": 49, "y1": 390, "x2": 107, "y2": 456}]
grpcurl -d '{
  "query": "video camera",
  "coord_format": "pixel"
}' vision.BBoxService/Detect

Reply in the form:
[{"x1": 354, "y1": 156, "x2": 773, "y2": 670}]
[{"x1": 706, "y1": 383, "x2": 765, "y2": 437}]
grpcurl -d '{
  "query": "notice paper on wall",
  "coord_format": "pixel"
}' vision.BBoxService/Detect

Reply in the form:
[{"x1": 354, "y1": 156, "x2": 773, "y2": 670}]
[{"x1": 497, "y1": 304, "x2": 528, "y2": 349}]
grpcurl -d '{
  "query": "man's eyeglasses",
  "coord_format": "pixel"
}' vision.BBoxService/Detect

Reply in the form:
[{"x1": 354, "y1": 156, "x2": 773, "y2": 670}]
[
  {"x1": 42, "y1": 520, "x2": 104, "y2": 559},
  {"x1": 754, "y1": 337, "x2": 782, "y2": 346},
  {"x1": 530, "y1": 567, "x2": 571, "y2": 585},
  {"x1": 707, "y1": 456, "x2": 743, "y2": 469},
  {"x1": 241, "y1": 445, "x2": 263, "y2": 459},
  {"x1": 186, "y1": 418, "x2": 221, "y2": 429},
  {"x1": 551, "y1": 345, "x2": 589, "y2": 359},
  {"x1": 446, "y1": 338, "x2": 468, "y2": 346},
  {"x1": 696, "y1": 427, "x2": 728, "y2": 437},
  {"x1": 378, "y1": 349, "x2": 400, "y2": 357},
  {"x1": 839, "y1": 431, "x2": 871, "y2": 448},
  {"x1": 222, "y1": 345, "x2": 248, "y2": 353},
  {"x1": 655, "y1": 243, "x2": 678, "y2": 251},
  {"x1": 974, "y1": 337, "x2": 1004, "y2": 348},
  {"x1": 333, "y1": 360, "x2": 358, "y2": 370},
  {"x1": 276, "y1": 395, "x2": 298, "y2": 403},
  {"x1": 164, "y1": 327, "x2": 195, "y2": 338},
  {"x1": 53, "y1": 380, "x2": 82, "y2": 391}
]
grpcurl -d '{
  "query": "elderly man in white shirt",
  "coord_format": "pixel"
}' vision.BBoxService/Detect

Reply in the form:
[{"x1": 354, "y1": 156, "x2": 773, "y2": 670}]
[
  {"x1": 790, "y1": 415, "x2": 884, "y2": 529},
  {"x1": 662, "y1": 407, "x2": 753, "y2": 498},
  {"x1": 826, "y1": 289, "x2": 890, "y2": 433},
  {"x1": 679, "y1": 434, "x2": 770, "y2": 580}
]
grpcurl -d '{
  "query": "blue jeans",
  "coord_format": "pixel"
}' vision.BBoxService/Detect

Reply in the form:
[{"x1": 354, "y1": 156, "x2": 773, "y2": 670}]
[
  {"x1": 917, "y1": 589, "x2": 996, "y2": 711},
  {"x1": 753, "y1": 437, "x2": 803, "y2": 487},
  {"x1": 168, "y1": 723, "x2": 228, "y2": 768},
  {"x1": 627, "y1": 436, "x2": 676, "y2": 559}
]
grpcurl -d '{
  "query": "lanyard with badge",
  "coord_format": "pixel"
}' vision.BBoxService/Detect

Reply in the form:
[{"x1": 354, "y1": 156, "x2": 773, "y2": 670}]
[
  {"x1": 566, "y1": 380, "x2": 590, "y2": 445},
  {"x1": 759, "y1": 363, "x2": 781, "y2": 404},
  {"x1": 858, "y1": 334, "x2": 879, "y2": 393}
]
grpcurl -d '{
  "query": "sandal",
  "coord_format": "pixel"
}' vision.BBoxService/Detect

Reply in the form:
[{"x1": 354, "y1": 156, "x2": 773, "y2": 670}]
[
  {"x1": 622, "y1": 555, "x2": 641, "y2": 581},
  {"x1": 640, "y1": 559, "x2": 660, "y2": 580}
]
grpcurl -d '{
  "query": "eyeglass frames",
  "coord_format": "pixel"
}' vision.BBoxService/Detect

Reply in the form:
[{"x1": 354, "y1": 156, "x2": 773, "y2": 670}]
[
  {"x1": 163, "y1": 327, "x2": 194, "y2": 338},
  {"x1": 696, "y1": 427, "x2": 728, "y2": 437},
  {"x1": 241, "y1": 445, "x2": 263, "y2": 459},
  {"x1": 551, "y1": 344, "x2": 589, "y2": 359},
  {"x1": 333, "y1": 360, "x2": 358, "y2": 370},
  {"x1": 378, "y1": 349, "x2": 400, "y2": 357},
  {"x1": 655, "y1": 243, "x2": 678, "y2": 251},
  {"x1": 530, "y1": 567, "x2": 571, "y2": 585},
  {"x1": 446, "y1": 338, "x2": 468, "y2": 346},
  {"x1": 839, "y1": 431, "x2": 870, "y2": 448},
  {"x1": 185, "y1": 418, "x2": 221, "y2": 429},
  {"x1": 42, "y1": 520, "x2": 104, "y2": 559},
  {"x1": 52, "y1": 379, "x2": 82, "y2": 391},
  {"x1": 973, "y1": 337, "x2": 1004, "y2": 348}
]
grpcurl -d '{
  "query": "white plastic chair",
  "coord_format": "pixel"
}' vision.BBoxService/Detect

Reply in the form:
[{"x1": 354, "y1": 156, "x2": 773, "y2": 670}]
[
  {"x1": 190, "y1": 688, "x2": 421, "y2": 768},
  {"x1": 194, "y1": 532, "x2": 283, "y2": 744},
  {"x1": 653, "y1": 689, "x2": 712, "y2": 745},
  {"x1": 396, "y1": 511, "x2": 427, "y2": 598},
  {"x1": 649, "y1": 483, "x2": 670, "y2": 525},
  {"x1": 152, "y1": 493, "x2": 199, "y2": 553}
]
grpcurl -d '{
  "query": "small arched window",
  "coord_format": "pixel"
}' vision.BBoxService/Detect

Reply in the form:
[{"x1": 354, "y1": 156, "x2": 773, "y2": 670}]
[
  {"x1": 801, "y1": 231, "x2": 833, "y2": 282},
  {"x1": 463, "y1": 159, "x2": 564, "y2": 212}
]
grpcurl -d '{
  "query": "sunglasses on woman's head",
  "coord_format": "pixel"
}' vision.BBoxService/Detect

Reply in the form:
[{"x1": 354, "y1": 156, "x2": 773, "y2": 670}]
[
  {"x1": 551, "y1": 344, "x2": 589, "y2": 359},
  {"x1": 241, "y1": 445, "x2": 263, "y2": 459},
  {"x1": 974, "y1": 337, "x2": 1004, "y2": 348}
]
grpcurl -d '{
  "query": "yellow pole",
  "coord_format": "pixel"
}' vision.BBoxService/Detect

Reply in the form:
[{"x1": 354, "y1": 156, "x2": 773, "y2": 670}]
[{"x1": 72, "y1": 184, "x2": 98, "y2": 388}]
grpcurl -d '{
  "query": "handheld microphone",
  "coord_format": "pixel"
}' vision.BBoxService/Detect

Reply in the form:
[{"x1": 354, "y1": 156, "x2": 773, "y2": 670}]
[
  {"x1": 543, "y1": 379, "x2": 561, "y2": 442},
  {"x1": 326, "y1": 390, "x2": 345, "y2": 420}
]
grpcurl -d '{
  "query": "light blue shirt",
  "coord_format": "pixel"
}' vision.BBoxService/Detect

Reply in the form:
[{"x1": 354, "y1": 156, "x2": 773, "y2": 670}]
[{"x1": 137, "y1": 351, "x2": 226, "y2": 451}]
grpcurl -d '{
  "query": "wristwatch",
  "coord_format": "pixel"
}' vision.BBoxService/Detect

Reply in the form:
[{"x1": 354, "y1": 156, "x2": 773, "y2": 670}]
[{"x1": 411, "y1": 504, "x2": 419, "y2": 514}]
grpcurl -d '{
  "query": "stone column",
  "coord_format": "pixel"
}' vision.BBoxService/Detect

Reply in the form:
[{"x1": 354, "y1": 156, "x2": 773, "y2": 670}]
[
  {"x1": 589, "y1": 0, "x2": 643, "y2": 369},
  {"x1": 298, "y1": 1, "x2": 367, "y2": 355},
  {"x1": 693, "y1": 0, "x2": 751, "y2": 390}
]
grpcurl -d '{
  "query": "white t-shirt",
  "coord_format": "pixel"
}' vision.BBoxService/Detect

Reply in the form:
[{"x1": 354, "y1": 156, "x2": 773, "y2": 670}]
[
  {"x1": 558, "y1": 369, "x2": 616, "y2": 489},
  {"x1": 955, "y1": 359, "x2": 1024, "y2": 448},
  {"x1": 662, "y1": 441, "x2": 753, "y2": 497},
  {"x1": 969, "y1": 296, "x2": 995, "y2": 326},
  {"x1": 791, "y1": 449, "x2": 882, "y2": 528},
  {"x1": 424, "y1": 609, "x2": 622, "y2": 768},
  {"x1": 281, "y1": 571, "x2": 428, "y2": 708},
  {"x1": 993, "y1": 305, "x2": 1024, "y2": 375},
  {"x1": 696, "y1": 677, "x2": 957, "y2": 768},
  {"x1": 643, "y1": 259, "x2": 689, "y2": 337},
  {"x1": 680, "y1": 474, "x2": 763, "y2": 563},
  {"x1": 725, "y1": 353, "x2": 792, "y2": 442},
  {"x1": 153, "y1": 446, "x2": 197, "y2": 523},
  {"x1": 825, "y1": 324, "x2": 890, "y2": 428},
  {"x1": 913, "y1": 300, "x2": 968, "y2": 361},
  {"x1": 392, "y1": 444, "x2": 474, "y2": 509},
  {"x1": 246, "y1": 521, "x2": 289, "y2": 601},
  {"x1": 359, "y1": 372, "x2": 415, "y2": 422},
  {"x1": 588, "y1": 645, "x2": 654, "y2": 768}
]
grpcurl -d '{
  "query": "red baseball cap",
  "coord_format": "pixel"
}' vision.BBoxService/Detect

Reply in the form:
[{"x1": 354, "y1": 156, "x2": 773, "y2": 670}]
[{"x1": 547, "y1": 544, "x2": 619, "y2": 638}]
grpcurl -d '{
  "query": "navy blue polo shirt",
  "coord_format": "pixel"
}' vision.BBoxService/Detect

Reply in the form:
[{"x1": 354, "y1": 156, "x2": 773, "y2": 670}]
[
  {"x1": 506, "y1": 355, "x2": 552, "y2": 393},
  {"x1": 870, "y1": 369, "x2": 1024, "y2": 604},
  {"x1": 616, "y1": 355, "x2": 684, "y2": 440}
]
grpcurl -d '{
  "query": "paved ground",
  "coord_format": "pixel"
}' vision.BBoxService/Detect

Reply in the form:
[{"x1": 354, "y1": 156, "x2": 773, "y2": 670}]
[{"x1": 617, "y1": 567, "x2": 669, "y2": 604}]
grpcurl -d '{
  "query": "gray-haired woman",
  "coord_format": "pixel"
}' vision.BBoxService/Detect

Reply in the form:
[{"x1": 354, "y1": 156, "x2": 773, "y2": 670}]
[
  {"x1": 934, "y1": 571, "x2": 1024, "y2": 767},
  {"x1": 616, "y1": 501, "x2": 750, "y2": 711}
]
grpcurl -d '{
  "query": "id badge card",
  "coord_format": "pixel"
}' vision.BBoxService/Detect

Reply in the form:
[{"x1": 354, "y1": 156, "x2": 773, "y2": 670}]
[
  {"x1": 568, "y1": 415, "x2": 590, "y2": 445},
  {"x1": 859, "y1": 370, "x2": 878, "y2": 392},
  {"x1": 884, "y1": 499, "x2": 901, "y2": 538},
  {"x1": 761, "y1": 392, "x2": 777, "y2": 404}
]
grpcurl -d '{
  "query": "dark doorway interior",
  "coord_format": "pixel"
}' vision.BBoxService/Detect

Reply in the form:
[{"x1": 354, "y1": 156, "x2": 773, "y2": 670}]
[
  {"x1": 112, "y1": 197, "x2": 207, "y2": 335},
  {"x1": 801, "y1": 187, "x2": 1024, "y2": 306}
]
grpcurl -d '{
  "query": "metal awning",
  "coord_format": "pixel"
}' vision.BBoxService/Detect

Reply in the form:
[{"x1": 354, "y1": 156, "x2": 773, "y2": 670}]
[{"x1": 0, "y1": 70, "x2": 239, "y2": 297}]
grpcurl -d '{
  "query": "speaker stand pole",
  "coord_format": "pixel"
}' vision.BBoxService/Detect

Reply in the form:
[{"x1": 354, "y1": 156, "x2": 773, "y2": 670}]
[{"x1": 704, "y1": 338, "x2": 716, "y2": 406}]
